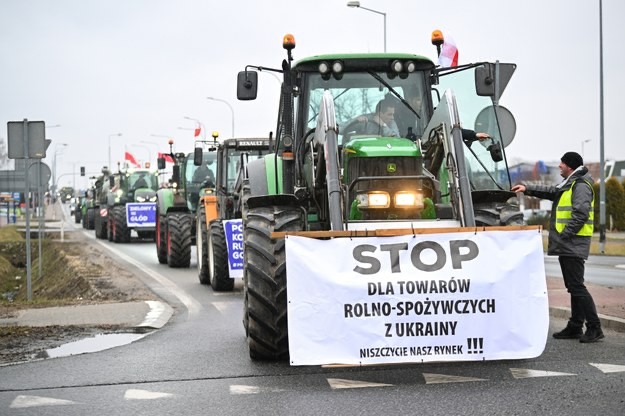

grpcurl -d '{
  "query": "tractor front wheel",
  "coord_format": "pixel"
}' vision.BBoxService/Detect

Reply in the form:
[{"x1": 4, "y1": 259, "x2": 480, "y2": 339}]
[
  {"x1": 196, "y1": 205, "x2": 210, "y2": 284},
  {"x1": 167, "y1": 212, "x2": 192, "y2": 268},
  {"x1": 243, "y1": 205, "x2": 303, "y2": 360},
  {"x1": 209, "y1": 220, "x2": 232, "y2": 291}
]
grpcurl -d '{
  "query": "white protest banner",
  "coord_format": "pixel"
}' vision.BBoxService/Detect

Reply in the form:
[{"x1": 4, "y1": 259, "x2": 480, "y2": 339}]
[{"x1": 286, "y1": 229, "x2": 548, "y2": 366}]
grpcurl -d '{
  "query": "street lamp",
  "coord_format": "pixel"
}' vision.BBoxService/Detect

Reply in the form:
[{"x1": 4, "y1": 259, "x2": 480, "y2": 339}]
[
  {"x1": 183, "y1": 116, "x2": 207, "y2": 140},
  {"x1": 130, "y1": 144, "x2": 151, "y2": 165},
  {"x1": 206, "y1": 97, "x2": 235, "y2": 138},
  {"x1": 581, "y1": 139, "x2": 591, "y2": 159},
  {"x1": 347, "y1": 1, "x2": 387, "y2": 52},
  {"x1": 108, "y1": 133, "x2": 122, "y2": 171},
  {"x1": 52, "y1": 143, "x2": 68, "y2": 201}
]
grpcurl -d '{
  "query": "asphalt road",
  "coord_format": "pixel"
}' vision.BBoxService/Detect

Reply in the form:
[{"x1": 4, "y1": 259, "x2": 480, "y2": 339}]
[{"x1": 0, "y1": 214, "x2": 623, "y2": 415}]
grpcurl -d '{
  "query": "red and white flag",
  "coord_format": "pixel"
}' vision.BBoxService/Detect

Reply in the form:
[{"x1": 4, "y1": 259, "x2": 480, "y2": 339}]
[
  {"x1": 194, "y1": 123, "x2": 201, "y2": 138},
  {"x1": 158, "y1": 152, "x2": 175, "y2": 164},
  {"x1": 125, "y1": 151, "x2": 140, "y2": 168},
  {"x1": 438, "y1": 36, "x2": 459, "y2": 68}
]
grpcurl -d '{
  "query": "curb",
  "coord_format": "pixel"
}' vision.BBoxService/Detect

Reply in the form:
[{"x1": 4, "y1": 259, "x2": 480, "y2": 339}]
[
  {"x1": 549, "y1": 306, "x2": 625, "y2": 333},
  {"x1": 138, "y1": 301, "x2": 174, "y2": 329}
]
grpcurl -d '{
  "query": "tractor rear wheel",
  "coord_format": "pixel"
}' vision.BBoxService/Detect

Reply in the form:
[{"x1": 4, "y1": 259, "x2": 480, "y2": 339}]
[
  {"x1": 167, "y1": 212, "x2": 192, "y2": 268},
  {"x1": 196, "y1": 205, "x2": 210, "y2": 284},
  {"x1": 243, "y1": 205, "x2": 303, "y2": 360},
  {"x1": 209, "y1": 220, "x2": 233, "y2": 291},
  {"x1": 86, "y1": 207, "x2": 95, "y2": 230}
]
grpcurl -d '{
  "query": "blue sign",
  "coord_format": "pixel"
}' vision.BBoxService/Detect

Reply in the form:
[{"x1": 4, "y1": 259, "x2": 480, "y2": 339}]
[
  {"x1": 126, "y1": 203, "x2": 157, "y2": 227},
  {"x1": 224, "y1": 219, "x2": 243, "y2": 278}
]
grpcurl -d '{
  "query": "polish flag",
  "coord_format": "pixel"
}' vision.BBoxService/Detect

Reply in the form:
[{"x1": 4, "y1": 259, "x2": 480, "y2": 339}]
[
  {"x1": 438, "y1": 36, "x2": 459, "y2": 68},
  {"x1": 158, "y1": 152, "x2": 175, "y2": 164},
  {"x1": 125, "y1": 151, "x2": 140, "y2": 168},
  {"x1": 194, "y1": 124, "x2": 201, "y2": 137}
]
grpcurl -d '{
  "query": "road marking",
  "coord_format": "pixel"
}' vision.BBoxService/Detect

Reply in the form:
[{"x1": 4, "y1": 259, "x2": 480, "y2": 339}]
[
  {"x1": 10, "y1": 395, "x2": 76, "y2": 408},
  {"x1": 124, "y1": 389, "x2": 173, "y2": 400},
  {"x1": 87, "y1": 233, "x2": 202, "y2": 317},
  {"x1": 510, "y1": 368, "x2": 576, "y2": 379},
  {"x1": 422, "y1": 373, "x2": 487, "y2": 384},
  {"x1": 615, "y1": 264, "x2": 625, "y2": 269},
  {"x1": 139, "y1": 300, "x2": 174, "y2": 328},
  {"x1": 589, "y1": 362, "x2": 625, "y2": 373},
  {"x1": 327, "y1": 378, "x2": 393, "y2": 389},
  {"x1": 229, "y1": 385, "x2": 285, "y2": 395},
  {"x1": 211, "y1": 301, "x2": 238, "y2": 313}
]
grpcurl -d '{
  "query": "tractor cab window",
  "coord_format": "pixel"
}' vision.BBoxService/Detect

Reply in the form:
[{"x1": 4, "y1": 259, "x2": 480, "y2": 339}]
[
  {"x1": 302, "y1": 71, "x2": 428, "y2": 144},
  {"x1": 225, "y1": 147, "x2": 266, "y2": 193},
  {"x1": 434, "y1": 67, "x2": 511, "y2": 191},
  {"x1": 186, "y1": 152, "x2": 218, "y2": 188},
  {"x1": 128, "y1": 172, "x2": 157, "y2": 191}
]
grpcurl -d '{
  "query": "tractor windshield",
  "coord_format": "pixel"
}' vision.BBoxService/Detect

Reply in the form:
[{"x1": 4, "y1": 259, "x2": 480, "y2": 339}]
[
  {"x1": 434, "y1": 67, "x2": 512, "y2": 191},
  {"x1": 127, "y1": 171, "x2": 158, "y2": 191},
  {"x1": 224, "y1": 147, "x2": 267, "y2": 193},
  {"x1": 303, "y1": 71, "x2": 428, "y2": 144}
]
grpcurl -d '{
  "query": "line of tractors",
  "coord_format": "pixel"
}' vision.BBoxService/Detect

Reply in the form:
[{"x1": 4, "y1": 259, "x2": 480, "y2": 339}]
[{"x1": 76, "y1": 31, "x2": 525, "y2": 362}]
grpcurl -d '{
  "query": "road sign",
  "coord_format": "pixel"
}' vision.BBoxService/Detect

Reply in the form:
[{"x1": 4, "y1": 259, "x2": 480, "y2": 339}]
[
  {"x1": 0, "y1": 162, "x2": 51, "y2": 191},
  {"x1": 7, "y1": 120, "x2": 47, "y2": 159}
]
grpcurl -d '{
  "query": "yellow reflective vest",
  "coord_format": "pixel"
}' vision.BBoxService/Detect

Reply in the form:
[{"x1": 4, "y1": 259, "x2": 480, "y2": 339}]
[{"x1": 555, "y1": 179, "x2": 594, "y2": 236}]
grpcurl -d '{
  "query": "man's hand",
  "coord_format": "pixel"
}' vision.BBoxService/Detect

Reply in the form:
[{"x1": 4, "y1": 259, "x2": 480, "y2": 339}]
[{"x1": 511, "y1": 184, "x2": 526, "y2": 193}]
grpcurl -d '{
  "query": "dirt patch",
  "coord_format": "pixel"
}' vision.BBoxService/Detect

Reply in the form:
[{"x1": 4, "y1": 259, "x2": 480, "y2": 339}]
[{"x1": 0, "y1": 226, "x2": 159, "y2": 365}]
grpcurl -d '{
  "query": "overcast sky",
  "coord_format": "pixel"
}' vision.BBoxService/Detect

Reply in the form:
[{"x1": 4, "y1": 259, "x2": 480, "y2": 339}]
[{"x1": 1, "y1": 0, "x2": 623, "y2": 190}]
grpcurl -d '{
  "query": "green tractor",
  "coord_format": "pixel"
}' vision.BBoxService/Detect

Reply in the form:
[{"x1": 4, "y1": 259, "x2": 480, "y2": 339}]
[
  {"x1": 93, "y1": 167, "x2": 112, "y2": 239},
  {"x1": 155, "y1": 140, "x2": 218, "y2": 267},
  {"x1": 195, "y1": 137, "x2": 273, "y2": 291},
  {"x1": 105, "y1": 166, "x2": 159, "y2": 243},
  {"x1": 236, "y1": 34, "x2": 521, "y2": 359}
]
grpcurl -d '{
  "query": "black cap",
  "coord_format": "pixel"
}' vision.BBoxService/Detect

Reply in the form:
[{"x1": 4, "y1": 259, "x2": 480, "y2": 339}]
[{"x1": 561, "y1": 151, "x2": 583, "y2": 170}]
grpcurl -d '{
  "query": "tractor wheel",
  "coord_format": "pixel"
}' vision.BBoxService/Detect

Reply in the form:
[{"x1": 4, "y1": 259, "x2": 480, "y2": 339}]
[
  {"x1": 82, "y1": 211, "x2": 88, "y2": 228},
  {"x1": 113, "y1": 206, "x2": 131, "y2": 243},
  {"x1": 87, "y1": 208, "x2": 95, "y2": 230},
  {"x1": 107, "y1": 209, "x2": 114, "y2": 242},
  {"x1": 243, "y1": 205, "x2": 304, "y2": 360},
  {"x1": 196, "y1": 205, "x2": 210, "y2": 284},
  {"x1": 155, "y1": 210, "x2": 168, "y2": 264},
  {"x1": 209, "y1": 220, "x2": 233, "y2": 291},
  {"x1": 95, "y1": 208, "x2": 107, "y2": 239},
  {"x1": 74, "y1": 210, "x2": 81, "y2": 224},
  {"x1": 167, "y1": 212, "x2": 192, "y2": 268}
]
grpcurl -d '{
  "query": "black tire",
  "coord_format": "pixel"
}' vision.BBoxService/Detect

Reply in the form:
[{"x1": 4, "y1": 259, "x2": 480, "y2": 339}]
[
  {"x1": 155, "y1": 209, "x2": 168, "y2": 264},
  {"x1": 209, "y1": 220, "x2": 233, "y2": 291},
  {"x1": 196, "y1": 205, "x2": 210, "y2": 284},
  {"x1": 112, "y1": 206, "x2": 131, "y2": 243},
  {"x1": 74, "y1": 210, "x2": 81, "y2": 224},
  {"x1": 107, "y1": 209, "x2": 114, "y2": 242},
  {"x1": 244, "y1": 205, "x2": 303, "y2": 360},
  {"x1": 87, "y1": 208, "x2": 95, "y2": 230},
  {"x1": 241, "y1": 179, "x2": 251, "y2": 223},
  {"x1": 95, "y1": 208, "x2": 107, "y2": 239},
  {"x1": 82, "y1": 210, "x2": 88, "y2": 228},
  {"x1": 167, "y1": 212, "x2": 192, "y2": 268}
]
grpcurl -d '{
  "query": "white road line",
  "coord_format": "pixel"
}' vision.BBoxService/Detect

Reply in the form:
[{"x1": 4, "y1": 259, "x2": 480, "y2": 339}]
[
  {"x1": 86, "y1": 233, "x2": 202, "y2": 317},
  {"x1": 510, "y1": 368, "x2": 576, "y2": 379},
  {"x1": 589, "y1": 362, "x2": 625, "y2": 373},
  {"x1": 327, "y1": 378, "x2": 393, "y2": 389},
  {"x1": 124, "y1": 389, "x2": 174, "y2": 400},
  {"x1": 422, "y1": 373, "x2": 487, "y2": 384},
  {"x1": 10, "y1": 395, "x2": 76, "y2": 408}
]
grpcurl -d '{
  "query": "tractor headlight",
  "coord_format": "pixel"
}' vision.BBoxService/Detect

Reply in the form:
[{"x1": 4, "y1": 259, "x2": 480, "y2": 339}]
[
  {"x1": 391, "y1": 60, "x2": 403, "y2": 73},
  {"x1": 356, "y1": 191, "x2": 390, "y2": 208},
  {"x1": 136, "y1": 195, "x2": 146, "y2": 202},
  {"x1": 318, "y1": 61, "x2": 330, "y2": 74},
  {"x1": 394, "y1": 191, "x2": 424, "y2": 208},
  {"x1": 149, "y1": 195, "x2": 157, "y2": 202}
]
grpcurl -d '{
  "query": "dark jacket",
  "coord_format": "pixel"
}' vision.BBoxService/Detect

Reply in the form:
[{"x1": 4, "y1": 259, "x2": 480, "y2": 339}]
[{"x1": 523, "y1": 166, "x2": 594, "y2": 259}]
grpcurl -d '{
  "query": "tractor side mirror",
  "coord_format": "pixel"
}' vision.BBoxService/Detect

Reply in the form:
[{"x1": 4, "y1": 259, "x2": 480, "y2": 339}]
[
  {"x1": 157, "y1": 157, "x2": 166, "y2": 170},
  {"x1": 474, "y1": 105, "x2": 517, "y2": 148},
  {"x1": 475, "y1": 62, "x2": 516, "y2": 98},
  {"x1": 237, "y1": 70, "x2": 258, "y2": 100},
  {"x1": 194, "y1": 147, "x2": 203, "y2": 166}
]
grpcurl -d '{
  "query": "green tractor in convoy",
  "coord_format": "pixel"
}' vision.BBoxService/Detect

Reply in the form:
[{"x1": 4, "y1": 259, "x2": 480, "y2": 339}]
[
  {"x1": 195, "y1": 137, "x2": 272, "y2": 291},
  {"x1": 105, "y1": 166, "x2": 159, "y2": 243},
  {"x1": 236, "y1": 34, "x2": 521, "y2": 360},
  {"x1": 155, "y1": 139, "x2": 218, "y2": 268}
]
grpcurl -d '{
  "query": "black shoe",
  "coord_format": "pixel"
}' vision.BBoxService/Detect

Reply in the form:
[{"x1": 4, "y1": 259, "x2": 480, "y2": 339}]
[
  {"x1": 580, "y1": 327, "x2": 605, "y2": 343},
  {"x1": 553, "y1": 324, "x2": 583, "y2": 339}
]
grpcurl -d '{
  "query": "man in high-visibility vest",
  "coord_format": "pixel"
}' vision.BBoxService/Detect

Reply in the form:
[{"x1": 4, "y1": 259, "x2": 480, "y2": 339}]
[{"x1": 512, "y1": 151, "x2": 603, "y2": 343}]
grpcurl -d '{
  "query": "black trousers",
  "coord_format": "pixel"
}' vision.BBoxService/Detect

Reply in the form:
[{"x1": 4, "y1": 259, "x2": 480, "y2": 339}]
[{"x1": 558, "y1": 256, "x2": 601, "y2": 328}]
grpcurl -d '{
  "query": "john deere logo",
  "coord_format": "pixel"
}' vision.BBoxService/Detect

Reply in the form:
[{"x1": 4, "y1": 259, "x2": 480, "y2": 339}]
[{"x1": 387, "y1": 163, "x2": 397, "y2": 173}]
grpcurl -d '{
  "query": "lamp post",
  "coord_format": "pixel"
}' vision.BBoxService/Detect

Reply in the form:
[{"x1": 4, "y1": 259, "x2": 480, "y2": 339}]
[
  {"x1": 598, "y1": 0, "x2": 606, "y2": 252},
  {"x1": 581, "y1": 139, "x2": 591, "y2": 159},
  {"x1": 52, "y1": 143, "x2": 68, "y2": 202},
  {"x1": 183, "y1": 116, "x2": 207, "y2": 140},
  {"x1": 108, "y1": 133, "x2": 122, "y2": 171},
  {"x1": 347, "y1": 1, "x2": 386, "y2": 52},
  {"x1": 206, "y1": 97, "x2": 235, "y2": 138}
]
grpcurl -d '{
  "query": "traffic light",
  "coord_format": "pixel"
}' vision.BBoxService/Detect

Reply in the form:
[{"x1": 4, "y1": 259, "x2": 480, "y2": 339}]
[{"x1": 80, "y1": 166, "x2": 85, "y2": 176}]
